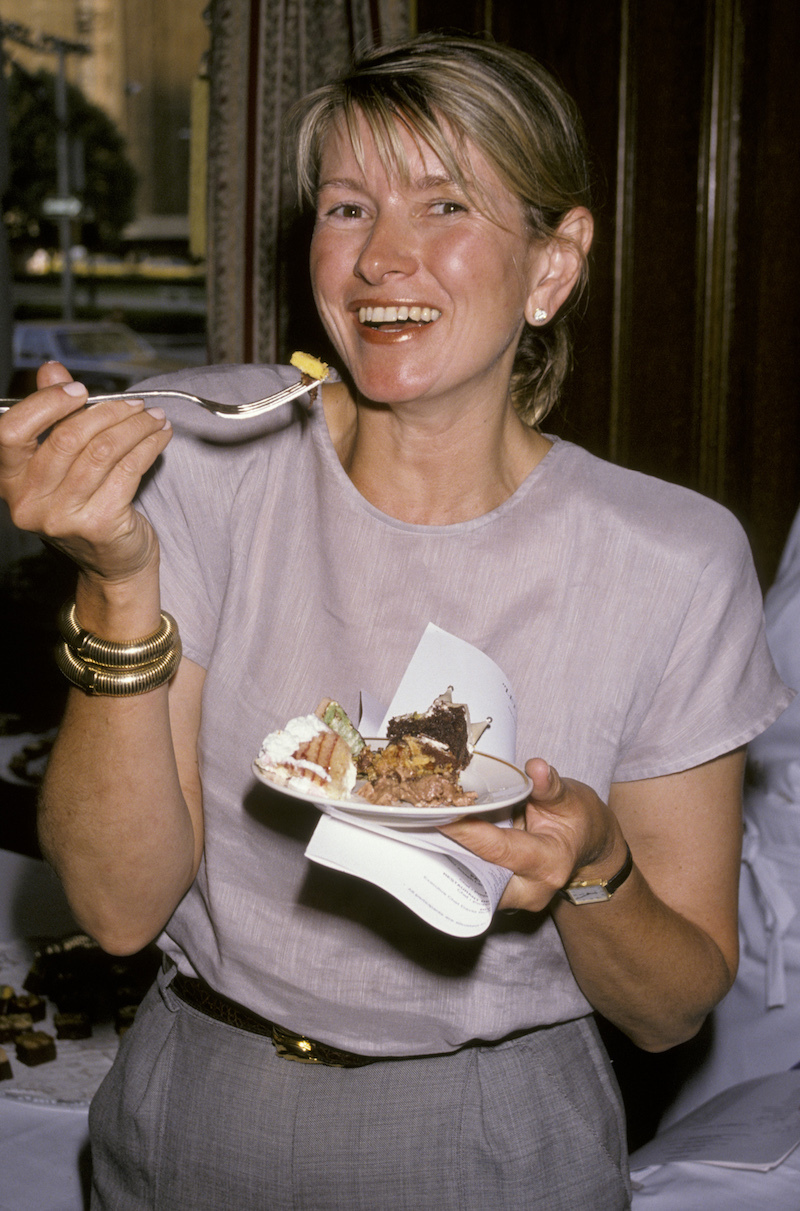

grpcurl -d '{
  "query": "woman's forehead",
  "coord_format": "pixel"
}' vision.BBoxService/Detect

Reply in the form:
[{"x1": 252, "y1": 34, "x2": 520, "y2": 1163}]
[{"x1": 317, "y1": 110, "x2": 508, "y2": 209}]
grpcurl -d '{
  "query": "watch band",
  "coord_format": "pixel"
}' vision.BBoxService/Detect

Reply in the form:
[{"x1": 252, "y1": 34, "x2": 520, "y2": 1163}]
[{"x1": 558, "y1": 843, "x2": 634, "y2": 905}]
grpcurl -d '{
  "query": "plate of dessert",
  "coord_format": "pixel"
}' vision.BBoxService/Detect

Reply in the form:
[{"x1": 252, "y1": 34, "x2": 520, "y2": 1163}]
[{"x1": 252, "y1": 691, "x2": 533, "y2": 827}]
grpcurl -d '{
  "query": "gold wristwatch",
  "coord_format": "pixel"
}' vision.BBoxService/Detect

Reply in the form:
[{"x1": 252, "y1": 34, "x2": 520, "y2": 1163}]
[{"x1": 558, "y1": 844, "x2": 633, "y2": 905}]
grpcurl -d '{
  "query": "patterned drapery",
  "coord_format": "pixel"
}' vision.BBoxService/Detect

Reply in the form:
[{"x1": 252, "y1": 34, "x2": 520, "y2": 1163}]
[{"x1": 206, "y1": 0, "x2": 410, "y2": 365}]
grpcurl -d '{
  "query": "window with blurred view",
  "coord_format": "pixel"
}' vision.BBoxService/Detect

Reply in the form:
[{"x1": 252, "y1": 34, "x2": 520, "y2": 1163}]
[{"x1": 0, "y1": 0, "x2": 210, "y2": 384}]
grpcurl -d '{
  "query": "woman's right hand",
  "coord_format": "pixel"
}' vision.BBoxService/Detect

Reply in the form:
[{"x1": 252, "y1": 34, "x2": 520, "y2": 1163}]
[{"x1": 0, "y1": 361, "x2": 173, "y2": 584}]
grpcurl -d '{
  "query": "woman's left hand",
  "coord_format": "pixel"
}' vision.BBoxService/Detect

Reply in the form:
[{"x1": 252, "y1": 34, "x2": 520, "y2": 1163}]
[{"x1": 439, "y1": 757, "x2": 626, "y2": 912}]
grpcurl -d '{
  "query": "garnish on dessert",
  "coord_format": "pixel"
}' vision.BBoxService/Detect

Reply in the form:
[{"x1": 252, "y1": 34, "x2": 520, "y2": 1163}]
[{"x1": 255, "y1": 691, "x2": 491, "y2": 808}]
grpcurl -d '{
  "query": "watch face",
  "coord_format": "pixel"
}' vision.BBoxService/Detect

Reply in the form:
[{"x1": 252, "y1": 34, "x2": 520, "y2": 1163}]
[{"x1": 564, "y1": 884, "x2": 612, "y2": 905}]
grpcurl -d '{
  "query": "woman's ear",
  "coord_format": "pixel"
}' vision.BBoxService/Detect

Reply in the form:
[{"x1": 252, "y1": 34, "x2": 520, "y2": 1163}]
[{"x1": 524, "y1": 207, "x2": 594, "y2": 326}]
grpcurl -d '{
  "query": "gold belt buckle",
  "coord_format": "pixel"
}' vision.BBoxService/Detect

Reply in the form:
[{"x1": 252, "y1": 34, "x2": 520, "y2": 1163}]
[{"x1": 271, "y1": 1024, "x2": 325, "y2": 1064}]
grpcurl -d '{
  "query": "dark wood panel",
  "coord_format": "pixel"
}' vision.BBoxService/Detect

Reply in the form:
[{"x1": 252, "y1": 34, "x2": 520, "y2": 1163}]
[{"x1": 415, "y1": 0, "x2": 800, "y2": 585}]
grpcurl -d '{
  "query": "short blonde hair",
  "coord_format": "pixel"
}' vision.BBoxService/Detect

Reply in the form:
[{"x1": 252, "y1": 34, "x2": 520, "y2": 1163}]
[{"x1": 287, "y1": 33, "x2": 593, "y2": 426}]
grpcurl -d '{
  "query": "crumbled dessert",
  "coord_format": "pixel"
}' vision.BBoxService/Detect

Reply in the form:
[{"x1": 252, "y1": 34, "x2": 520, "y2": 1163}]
[{"x1": 356, "y1": 689, "x2": 489, "y2": 807}]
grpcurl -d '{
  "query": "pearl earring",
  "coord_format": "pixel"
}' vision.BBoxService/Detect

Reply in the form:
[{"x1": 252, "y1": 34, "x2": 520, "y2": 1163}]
[{"x1": 533, "y1": 308, "x2": 547, "y2": 322}]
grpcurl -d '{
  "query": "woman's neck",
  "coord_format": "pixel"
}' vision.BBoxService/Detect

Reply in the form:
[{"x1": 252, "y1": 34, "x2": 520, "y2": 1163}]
[{"x1": 322, "y1": 382, "x2": 551, "y2": 525}]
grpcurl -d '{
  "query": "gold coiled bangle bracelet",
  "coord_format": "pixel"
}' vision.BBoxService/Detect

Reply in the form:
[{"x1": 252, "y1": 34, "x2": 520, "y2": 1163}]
[
  {"x1": 58, "y1": 600, "x2": 179, "y2": 667},
  {"x1": 55, "y1": 633, "x2": 182, "y2": 696},
  {"x1": 55, "y1": 599, "x2": 182, "y2": 696}
]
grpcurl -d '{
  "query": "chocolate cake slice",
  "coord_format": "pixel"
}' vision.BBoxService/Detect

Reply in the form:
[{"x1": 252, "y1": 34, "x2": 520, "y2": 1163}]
[{"x1": 385, "y1": 689, "x2": 474, "y2": 772}]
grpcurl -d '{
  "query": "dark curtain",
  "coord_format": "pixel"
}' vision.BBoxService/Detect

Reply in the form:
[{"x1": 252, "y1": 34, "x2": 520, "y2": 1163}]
[{"x1": 206, "y1": 0, "x2": 410, "y2": 365}]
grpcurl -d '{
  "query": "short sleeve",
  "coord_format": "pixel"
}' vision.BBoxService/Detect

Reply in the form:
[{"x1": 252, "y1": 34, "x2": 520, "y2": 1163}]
[
  {"x1": 614, "y1": 510, "x2": 793, "y2": 782},
  {"x1": 136, "y1": 431, "x2": 232, "y2": 669},
  {"x1": 133, "y1": 363, "x2": 296, "y2": 669}
]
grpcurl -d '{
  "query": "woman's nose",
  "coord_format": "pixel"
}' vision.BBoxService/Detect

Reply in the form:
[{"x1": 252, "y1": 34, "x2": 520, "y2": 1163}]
[{"x1": 354, "y1": 214, "x2": 417, "y2": 283}]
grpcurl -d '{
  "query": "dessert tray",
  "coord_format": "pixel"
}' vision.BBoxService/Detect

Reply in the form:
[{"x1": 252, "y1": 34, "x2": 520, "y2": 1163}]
[{"x1": 252, "y1": 746, "x2": 532, "y2": 828}]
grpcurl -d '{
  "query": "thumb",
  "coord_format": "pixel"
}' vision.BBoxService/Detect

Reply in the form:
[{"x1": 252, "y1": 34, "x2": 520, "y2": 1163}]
[
  {"x1": 525, "y1": 758, "x2": 565, "y2": 804},
  {"x1": 36, "y1": 360, "x2": 75, "y2": 390}
]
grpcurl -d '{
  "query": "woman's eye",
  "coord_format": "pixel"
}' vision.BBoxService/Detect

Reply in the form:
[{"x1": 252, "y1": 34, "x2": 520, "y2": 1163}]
[
  {"x1": 430, "y1": 200, "x2": 466, "y2": 216},
  {"x1": 327, "y1": 203, "x2": 365, "y2": 219}
]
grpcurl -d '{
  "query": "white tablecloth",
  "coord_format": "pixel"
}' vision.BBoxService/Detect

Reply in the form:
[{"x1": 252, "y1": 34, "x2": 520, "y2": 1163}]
[{"x1": 631, "y1": 1149, "x2": 800, "y2": 1210}]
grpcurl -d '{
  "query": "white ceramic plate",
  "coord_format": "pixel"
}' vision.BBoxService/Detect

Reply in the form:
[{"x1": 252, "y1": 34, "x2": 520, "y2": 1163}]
[{"x1": 252, "y1": 745, "x2": 532, "y2": 827}]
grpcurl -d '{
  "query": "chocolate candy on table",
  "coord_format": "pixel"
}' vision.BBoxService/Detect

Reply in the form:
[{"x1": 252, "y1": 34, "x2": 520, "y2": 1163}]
[
  {"x1": 0, "y1": 1013, "x2": 34, "y2": 1044},
  {"x1": 9, "y1": 992, "x2": 45, "y2": 1021},
  {"x1": 15, "y1": 1030, "x2": 57, "y2": 1067},
  {"x1": 53, "y1": 1011, "x2": 92, "y2": 1040}
]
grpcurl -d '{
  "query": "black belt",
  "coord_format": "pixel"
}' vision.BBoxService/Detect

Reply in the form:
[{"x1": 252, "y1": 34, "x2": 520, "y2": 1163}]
[{"x1": 171, "y1": 972, "x2": 377, "y2": 1067}]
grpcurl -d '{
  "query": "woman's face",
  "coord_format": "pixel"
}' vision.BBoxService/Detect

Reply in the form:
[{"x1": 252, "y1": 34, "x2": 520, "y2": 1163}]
[{"x1": 310, "y1": 113, "x2": 547, "y2": 412}]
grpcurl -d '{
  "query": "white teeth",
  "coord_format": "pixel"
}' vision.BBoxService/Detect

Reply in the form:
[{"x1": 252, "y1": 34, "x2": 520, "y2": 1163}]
[{"x1": 358, "y1": 306, "x2": 441, "y2": 325}]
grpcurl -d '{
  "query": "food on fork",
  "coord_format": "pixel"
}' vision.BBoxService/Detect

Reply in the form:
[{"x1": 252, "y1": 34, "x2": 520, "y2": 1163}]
[{"x1": 290, "y1": 351, "x2": 330, "y2": 382}]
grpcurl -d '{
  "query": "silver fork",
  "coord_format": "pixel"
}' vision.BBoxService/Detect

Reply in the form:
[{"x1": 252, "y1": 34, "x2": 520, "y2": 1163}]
[{"x1": 0, "y1": 376, "x2": 319, "y2": 421}]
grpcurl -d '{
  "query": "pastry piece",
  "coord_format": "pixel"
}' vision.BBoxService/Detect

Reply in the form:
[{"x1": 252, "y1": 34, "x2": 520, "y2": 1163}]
[
  {"x1": 0, "y1": 1046, "x2": 12, "y2": 1081},
  {"x1": 16, "y1": 1030, "x2": 57, "y2": 1067},
  {"x1": 0, "y1": 1013, "x2": 33, "y2": 1044},
  {"x1": 255, "y1": 714, "x2": 357, "y2": 799},
  {"x1": 115, "y1": 1004, "x2": 139, "y2": 1035},
  {"x1": 21, "y1": 934, "x2": 158, "y2": 1032},
  {"x1": 54, "y1": 1012, "x2": 92, "y2": 1040},
  {"x1": 0, "y1": 985, "x2": 13, "y2": 1015},
  {"x1": 10, "y1": 993, "x2": 45, "y2": 1022},
  {"x1": 290, "y1": 351, "x2": 330, "y2": 381},
  {"x1": 315, "y1": 698, "x2": 366, "y2": 757}
]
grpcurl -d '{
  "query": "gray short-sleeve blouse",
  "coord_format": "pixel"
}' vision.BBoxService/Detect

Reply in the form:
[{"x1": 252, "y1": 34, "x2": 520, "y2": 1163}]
[{"x1": 135, "y1": 363, "x2": 790, "y2": 1055}]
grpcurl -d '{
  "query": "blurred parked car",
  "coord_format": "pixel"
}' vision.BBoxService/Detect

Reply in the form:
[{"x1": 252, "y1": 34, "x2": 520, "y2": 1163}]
[{"x1": 9, "y1": 320, "x2": 189, "y2": 397}]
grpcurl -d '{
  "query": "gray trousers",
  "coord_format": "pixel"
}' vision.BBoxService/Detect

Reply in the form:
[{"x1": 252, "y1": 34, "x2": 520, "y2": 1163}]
[{"x1": 89, "y1": 965, "x2": 631, "y2": 1209}]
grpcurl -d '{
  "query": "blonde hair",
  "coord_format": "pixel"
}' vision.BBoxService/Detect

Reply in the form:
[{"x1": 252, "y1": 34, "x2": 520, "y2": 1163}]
[{"x1": 287, "y1": 33, "x2": 592, "y2": 426}]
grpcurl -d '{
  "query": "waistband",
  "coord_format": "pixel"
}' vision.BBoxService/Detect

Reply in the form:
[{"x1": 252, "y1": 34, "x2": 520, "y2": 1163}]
[
  {"x1": 171, "y1": 972, "x2": 377, "y2": 1067},
  {"x1": 169, "y1": 970, "x2": 551, "y2": 1068}
]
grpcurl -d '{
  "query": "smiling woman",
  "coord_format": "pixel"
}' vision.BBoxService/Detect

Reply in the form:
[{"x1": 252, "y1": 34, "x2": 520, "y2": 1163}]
[{"x1": 0, "y1": 31, "x2": 790, "y2": 1211}]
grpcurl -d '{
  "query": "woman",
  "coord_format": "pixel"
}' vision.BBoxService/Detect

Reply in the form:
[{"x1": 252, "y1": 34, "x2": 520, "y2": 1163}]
[{"x1": 0, "y1": 34, "x2": 789, "y2": 1209}]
